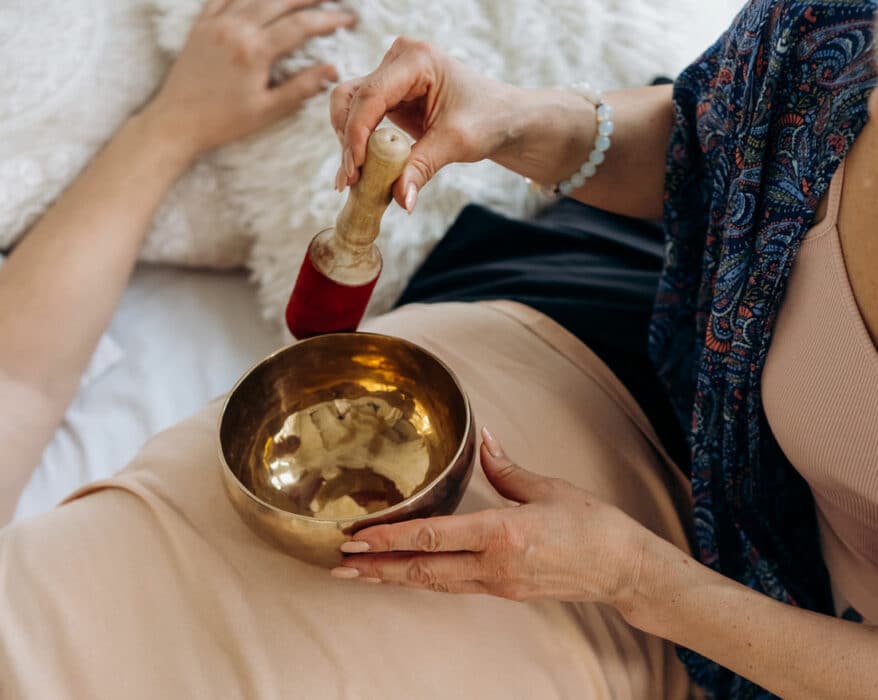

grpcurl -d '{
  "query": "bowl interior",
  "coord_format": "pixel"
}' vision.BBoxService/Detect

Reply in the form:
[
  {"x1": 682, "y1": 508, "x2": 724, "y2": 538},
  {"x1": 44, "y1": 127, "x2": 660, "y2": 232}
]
[{"x1": 220, "y1": 333, "x2": 469, "y2": 521}]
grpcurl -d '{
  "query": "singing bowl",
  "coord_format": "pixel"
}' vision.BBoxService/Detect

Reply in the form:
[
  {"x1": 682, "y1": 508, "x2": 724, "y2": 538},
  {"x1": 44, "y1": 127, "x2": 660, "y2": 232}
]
[{"x1": 218, "y1": 333, "x2": 476, "y2": 568}]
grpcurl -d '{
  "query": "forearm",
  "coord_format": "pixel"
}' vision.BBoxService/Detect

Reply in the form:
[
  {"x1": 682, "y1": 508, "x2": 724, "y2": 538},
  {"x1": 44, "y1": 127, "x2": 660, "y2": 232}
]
[
  {"x1": 0, "y1": 109, "x2": 192, "y2": 395},
  {"x1": 0, "y1": 108, "x2": 193, "y2": 520},
  {"x1": 625, "y1": 536, "x2": 878, "y2": 698},
  {"x1": 496, "y1": 84, "x2": 674, "y2": 220}
]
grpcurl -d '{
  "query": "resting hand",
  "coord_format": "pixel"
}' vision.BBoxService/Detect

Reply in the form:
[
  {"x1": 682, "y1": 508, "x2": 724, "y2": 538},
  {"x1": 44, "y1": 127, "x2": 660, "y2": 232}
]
[
  {"x1": 333, "y1": 428, "x2": 653, "y2": 607},
  {"x1": 330, "y1": 38, "x2": 527, "y2": 211},
  {"x1": 146, "y1": 0, "x2": 356, "y2": 159}
]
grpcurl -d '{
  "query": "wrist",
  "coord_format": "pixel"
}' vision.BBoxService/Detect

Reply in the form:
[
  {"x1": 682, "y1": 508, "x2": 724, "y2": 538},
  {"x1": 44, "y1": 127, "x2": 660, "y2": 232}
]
[
  {"x1": 614, "y1": 531, "x2": 702, "y2": 637},
  {"x1": 494, "y1": 87, "x2": 595, "y2": 185},
  {"x1": 128, "y1": 101, "x2": 202, "y2": 172}
]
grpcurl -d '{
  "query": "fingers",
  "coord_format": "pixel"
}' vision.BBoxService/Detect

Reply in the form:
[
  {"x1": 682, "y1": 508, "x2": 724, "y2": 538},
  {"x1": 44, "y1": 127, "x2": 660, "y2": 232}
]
[
  {"x1": 393, "y1": 129, "x2": 456, "y2": 212},
  {"x1": 333, "y1": 39, "x2": 462, "y2": 210},
  {"x1": 330, "y1": 79, "x2": 361, "y2": 143},
  {"x1": 344, "y1": 511, "x2": 496, "y2": 554},
  {"x1": 334, "y1": 553, "x2": 486, "y2": 590},
  {"x1": 268, "y1": 63, "x2": 338, "y2": 118},
  {"x1": 229, "y1": 0, "x2": 322, "y2": 26},
  {"x1": 342, "y1": 47, "x2": 433, "y2": 177},
  {"x1": 265, "y1": 8, "x2": 356, "y2": 61},
  {"x1": 202, "y1": 0, "x2": 233, "y2": 17},
  {"x1": 480, "y1": 427, "x2": 555, "y2": 504}
]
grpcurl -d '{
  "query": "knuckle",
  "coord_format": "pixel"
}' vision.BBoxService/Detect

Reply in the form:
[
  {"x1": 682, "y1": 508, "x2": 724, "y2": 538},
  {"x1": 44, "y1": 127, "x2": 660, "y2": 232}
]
[
  {"x1": 415, "y1": 525, "x2": 441, "y2": 552},
  {"x1": 493, "y1": 461, "x2": 523, "y2": 487},
  {"x1": 429, "y1": 582, "x2": 451, "y2": 594},
  {"x1": 493, "y1": 518, "x2": 524, "y2": 554},
  {"x1": 233, "y1": 35, "x2": 263, "y2": 66},
  {"x1": 483, "y1": 556, "x2": 512, "y2": 582},
  {"x1": 495, "y1": 462, "x2": 518, "y2": 481},
  {"x1": 473, "y1": 519, "x2": 492, "y2": 551},
  {"x1": 391, "y1": 35, "x2": 415, "y2": 52},
  {"x1": 356, "y1": 78, "x2": 384, "y2": 102},
  {"x1": 408, "y1": 154, "x2": 436, "y2": 182},
  {"x1": 330, "y1": 83, "x2": 355, "y2": 115},
  {"x1": 210, "y1": 17, "x2": 236, "y2": 43},
  {"x1": 407, "y1": 38, "x2": 434, "y2": 56},
  {"x1": 406, "y1": 560, "x2": 437, "y2": 587},
  {"x1": 330, "y1": 83, "x2": 350, "y2": 104},
  {"x1": 391, "y1": 36, "x2": 436, "y2": 63}
]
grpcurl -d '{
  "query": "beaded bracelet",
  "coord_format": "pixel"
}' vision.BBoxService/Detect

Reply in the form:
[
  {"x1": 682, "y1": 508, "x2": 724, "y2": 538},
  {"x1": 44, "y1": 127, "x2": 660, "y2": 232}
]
[{"x1": 530, "y1": 82, "x2": 614, "y2": 198}]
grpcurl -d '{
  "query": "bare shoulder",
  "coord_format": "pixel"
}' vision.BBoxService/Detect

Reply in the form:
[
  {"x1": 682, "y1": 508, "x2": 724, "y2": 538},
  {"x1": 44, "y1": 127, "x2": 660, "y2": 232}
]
[{"x1": 837, "y1": 118, "x2": 878, "y2": 346}]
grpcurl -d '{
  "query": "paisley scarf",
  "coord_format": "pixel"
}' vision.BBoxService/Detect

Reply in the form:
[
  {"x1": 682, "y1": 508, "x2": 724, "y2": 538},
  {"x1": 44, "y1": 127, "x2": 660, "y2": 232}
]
[{"x1": 649, "y1": 1, "x2": 877, "y2": 696}]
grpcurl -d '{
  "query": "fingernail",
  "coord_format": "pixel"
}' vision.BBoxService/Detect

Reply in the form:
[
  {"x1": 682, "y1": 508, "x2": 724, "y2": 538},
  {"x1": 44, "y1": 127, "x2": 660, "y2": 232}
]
[
  {"x1": 335, "y1": 165, "x2": 347, "y2": 192},
  {"x1": 404, "y1": 183, "x2": 418, "y2": 213},
  {"x1": 482, "y1": 426, "x2": 505, "y2": 459},
  {"x1": 362, "y1": 577, "x2": 382, "y2": 584},
  {"x1": 330, "y1": 566, "x2": 360, "y2": 580},
  {"x1": 343, "y1": 147, "x2": 355, "y2": 179},
  {"x1": 340, "y1": 541, "x2": 371, "y2": 554},
  {"x1": 344, "y1": 11, "x2": 358, "y2": 25}
]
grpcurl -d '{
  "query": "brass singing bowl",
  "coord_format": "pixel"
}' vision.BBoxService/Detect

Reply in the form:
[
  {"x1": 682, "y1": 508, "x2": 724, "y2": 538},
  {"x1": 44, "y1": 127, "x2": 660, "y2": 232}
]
[{"x1": 218, "y1": 333, "x2": 476, "y2": 568}]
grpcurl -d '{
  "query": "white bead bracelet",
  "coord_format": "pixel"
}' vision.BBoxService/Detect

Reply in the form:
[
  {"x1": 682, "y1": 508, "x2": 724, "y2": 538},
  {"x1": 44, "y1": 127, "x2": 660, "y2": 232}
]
[{"x1": 531, "y1": 82, "x2": 614, "y2": 198}]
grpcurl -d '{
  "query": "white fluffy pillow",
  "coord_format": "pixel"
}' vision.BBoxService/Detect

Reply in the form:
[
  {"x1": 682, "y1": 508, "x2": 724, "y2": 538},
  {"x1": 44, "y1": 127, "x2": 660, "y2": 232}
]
[
  {"x1": 0, "y1": 0, "x2": 247, "y2": 268},
  {"x1": 151, "y1": 0, "x2": 739, "y2": 327}
]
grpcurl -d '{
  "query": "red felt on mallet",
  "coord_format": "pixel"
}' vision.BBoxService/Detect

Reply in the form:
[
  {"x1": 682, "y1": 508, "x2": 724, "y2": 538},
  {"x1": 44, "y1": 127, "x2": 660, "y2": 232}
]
[{"x1": 285, "y1": 127, "x2": 411, "y2": 340}]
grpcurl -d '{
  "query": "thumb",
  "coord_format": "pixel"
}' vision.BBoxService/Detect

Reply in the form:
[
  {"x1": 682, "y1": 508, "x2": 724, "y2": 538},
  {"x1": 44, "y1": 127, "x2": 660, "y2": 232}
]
[
  {"x1": 480, "y1": 427, "x2": 552, "y2": 504},
  {"x1": 394, "y1": 129, "x2": 455, "y2": 213}
]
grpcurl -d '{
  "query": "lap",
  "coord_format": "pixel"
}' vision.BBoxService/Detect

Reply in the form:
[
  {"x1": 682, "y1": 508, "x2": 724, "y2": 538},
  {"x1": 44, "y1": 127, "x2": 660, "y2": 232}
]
[{"x1": 0, "y1": 302, "x2": 692, "y2": 700}]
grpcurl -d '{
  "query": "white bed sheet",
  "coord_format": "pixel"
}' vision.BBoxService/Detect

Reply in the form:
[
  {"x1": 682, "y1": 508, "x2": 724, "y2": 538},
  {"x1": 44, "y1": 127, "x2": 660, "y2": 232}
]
[{"x1": 14, "y1": 264, "x2": 281, "y2": 521}]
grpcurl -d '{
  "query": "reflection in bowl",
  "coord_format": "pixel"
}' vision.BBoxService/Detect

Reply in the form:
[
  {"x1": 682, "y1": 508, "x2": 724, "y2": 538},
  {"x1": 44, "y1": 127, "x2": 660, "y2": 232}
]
[
  {"x1": 261, "y1": 394, "x2": 435, "y2": 519},
  {"x1": 218, "y1": 333, "x2": 476, "y2": 567}
]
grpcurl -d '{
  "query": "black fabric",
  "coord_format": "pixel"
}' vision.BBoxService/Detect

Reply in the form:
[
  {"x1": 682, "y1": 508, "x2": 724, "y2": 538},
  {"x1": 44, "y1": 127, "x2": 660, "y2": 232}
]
[{"x1": 396, "y1": 198, "x2": 690, "y2": 470}]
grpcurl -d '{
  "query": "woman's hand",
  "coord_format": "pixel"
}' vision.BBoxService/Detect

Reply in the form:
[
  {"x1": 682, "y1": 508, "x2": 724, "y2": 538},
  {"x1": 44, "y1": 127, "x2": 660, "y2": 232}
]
[
  {"x1": 332, "y1": 427, "x2": 653, "y2": 607},
  {"x1": 332, "y1": 430, "x2": 878, "y2": 700},
  {"x1": 332, "y1": 37, "x2": 677, "y2": 221},
  {"x1": 145, "y1": 0, "x2": 356, "y2": 161},
  {"x1": 330, "y1": 38, "x2": 530, "y2": 212}
]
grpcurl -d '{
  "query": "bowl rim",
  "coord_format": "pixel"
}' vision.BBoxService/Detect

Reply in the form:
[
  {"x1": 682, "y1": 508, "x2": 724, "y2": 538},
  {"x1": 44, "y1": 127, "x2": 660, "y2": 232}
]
[{"x1": 217, "y1": 331, "x2": 473, "y2": 525}]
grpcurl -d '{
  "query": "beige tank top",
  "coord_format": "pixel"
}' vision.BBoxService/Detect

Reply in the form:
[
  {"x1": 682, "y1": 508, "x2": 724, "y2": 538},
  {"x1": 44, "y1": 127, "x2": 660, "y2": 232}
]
[{"x1": 762, "y1": 161, "x2": 878, "y2": 624}]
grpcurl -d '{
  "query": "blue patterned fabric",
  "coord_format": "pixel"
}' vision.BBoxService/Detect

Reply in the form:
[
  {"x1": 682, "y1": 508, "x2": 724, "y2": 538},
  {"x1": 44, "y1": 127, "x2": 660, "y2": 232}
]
[{"x1": 649, "y1": 1, "x2": 877, "y2": 696}]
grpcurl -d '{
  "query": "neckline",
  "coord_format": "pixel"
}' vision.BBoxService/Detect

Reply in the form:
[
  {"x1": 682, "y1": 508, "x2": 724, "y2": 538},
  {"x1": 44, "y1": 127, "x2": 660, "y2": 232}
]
[
  {"x1": 793, "y1": 159, "x2": 878, "y2": 360},
  {"x1": 803, "y1": 160, "x2": 846, "y2": 243}
]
